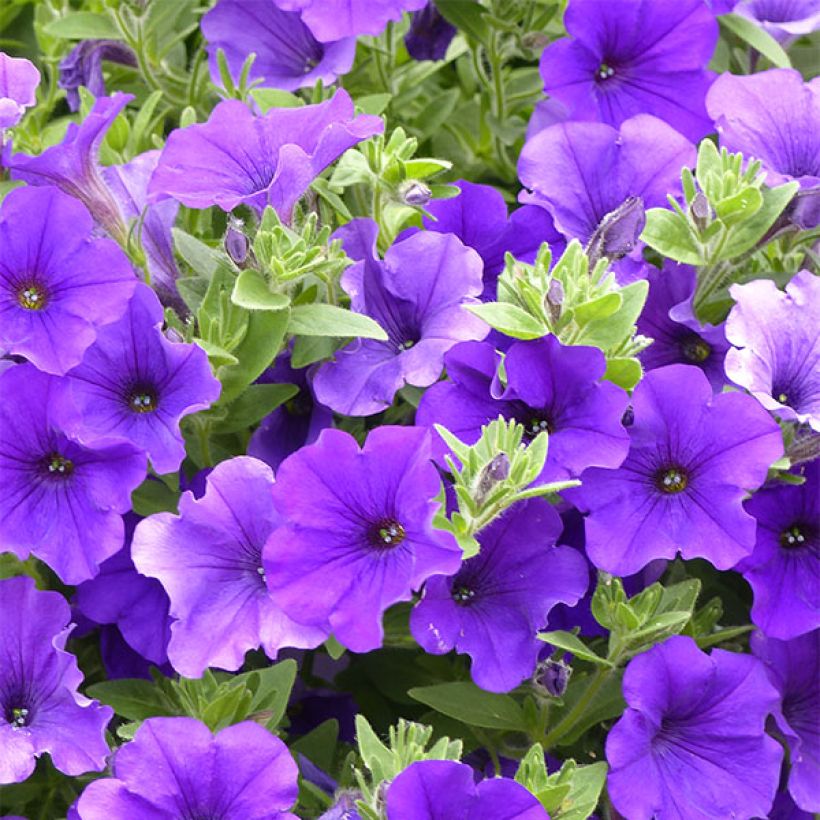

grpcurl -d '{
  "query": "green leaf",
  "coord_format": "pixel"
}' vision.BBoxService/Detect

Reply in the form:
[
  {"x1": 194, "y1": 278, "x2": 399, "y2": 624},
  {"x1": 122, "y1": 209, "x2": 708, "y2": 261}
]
[
  {"x1": 250, "y1": 88, "x2": 304, "y2": 112},
  {"x1": 554, "y1": 762, "x2": 608, "y2": 820},
  {"x1": 244, "y1": 659, "x2": 297, "y2": 730},
  {"x1": 549, "y1": 671, "x2": 625, "y2": 746},
  {"x1": 538, "y1": 631, "x2": 611, "y2": 667},
  {"x1": 131, "y1": 478, "x2": 179, "y2": 516},
  {"x1": 572, "y1": 292, "x2": 622, "y2": 326},
  {"x1": 577, "y1": 280, "x2": 648, "y2": 349},
  {"x1": 719, "y1": 13, "x2": 792, "y2": 68},
  {"x1": 435, "y1": 0, "x2": 491, "y2": 44},
  {"x1": 721, "y1": 181, "x2": 798, "y2": 258},
  {"x1": 86, "y1": 679, "x2": 177, "y2": 721},
  {"x1": 355, "y1": 714, "x2": 392, "y2": 785},
  {"x1": 214, "y1": 383, "x2": 298, "y2": 433},
  {"x1": 604, "y1": 356, "x2": 643, "y2": 390},
  {"x1": 625, "y1": 611, "x2": 693, "y2": 651},
  {"x1": 408, "y1": 682, "x2": 527, "y2": 731},
  {"x1": 200, "y1": 684, "x2": 253, "y2": 732},
  {"x1": 466, "y1": 302, "x2": 545, "y2": 339},
  {"x1": 290, "y1": 334, "x2": 339, "y2": 368},
  {"x1": 42, "y1": 11, "x2": 121, "y2": 39},
  {"x1": 714, "y1": 186, "x2": 763, "y2": 227},
  {"x1": 642, "y1": 209, "x2": 704, "y2": 265},
  {"x1": 231, "y1": 269, "x2": 291, "y2": 311},
  {"x1": 287, "y1": 303, "x2": 387, "y2": 340},
  {"x1": 291, "y1": 719, "x2": 339, "y2": 773},
  {"x1": 356, "y1": 93, "x2": 392, "y2": 115},
  {"x1": 194, "y1": 339, "x2": 239, "y2": 367},
  {"x1": 696, "y1": 138, "x2": 722, "y2": 189},
  {"x1": 403, "y1": 158, "x2": 453, "y2": 179}
]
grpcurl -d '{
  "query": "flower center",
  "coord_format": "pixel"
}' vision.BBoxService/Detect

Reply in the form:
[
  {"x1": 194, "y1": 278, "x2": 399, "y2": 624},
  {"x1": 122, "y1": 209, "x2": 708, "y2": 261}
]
[
  {"x1": 42, "y1": 453, "x2": 74, "y2": 480},
  {"x1": 597, "y1": 62, "x2": 616, "y2": 80},
  {"x1": 681, "y1": 336, "x2": 711, "y2": 363},
  {"x1": 127, "y1": 387, "x2": 158, "y2": 414},
  {"x1": 656, "y1": 467, "x2": 688, "y2": 494},
  {"x1": 779, "y1": 523, "x2": 812, "y2": 549},
  {"x1": 369, "y1": 519, "x2": 406, "y2": 549},
  {"x1": 398, "y1": 339, "x2": 415, "y2": 350},
  {"x1": 452, "y1": 585, "x2": 476, "y2": 606},
  {"x1": 17, "y1": 283, "x2": 47, "y2": 311},
  {"x1": 4, "y1": 704, "x2": 31, "y2": 729}
]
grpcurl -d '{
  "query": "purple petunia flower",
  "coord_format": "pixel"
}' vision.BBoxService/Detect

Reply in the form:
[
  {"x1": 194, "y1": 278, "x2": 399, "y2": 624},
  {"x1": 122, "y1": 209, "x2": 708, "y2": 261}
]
[
  {"x1": 519, "y1": 115, "x2": 695, "y2": 281},
  {"x1": 752, "y1": 630, "x2": 820, "y2": 814},
  {"x1": 416, "y1": 336, "x2": 631, "y2": 483},
  {"x1": 62, "y1": 283, "x2": 220, "y2": 475},
  {"x1": 313, "y1": 219, "x2": 487, "y2": 416},
  {"x1": 725, "y1": 270, "x2": 820, "y2": 431},
  {"x1": 734, "y1": 0, "x2": 820, "y2": 45},
  {"x1": 538, "y1": 0, "x2": 718, "y2": 141},
  {"x1": 707, "y1": 69, "x2": 820, "y2": 190},
  {"x1": 0, "y1": 52, "x2": 40, "y2": 128},
  {"x1": 739, "y1": 461, "x2": 819, "y2": 639},
  {"x1": 607, "y1": 635, "x2": 783, "y2": 820},
  {"x1": 148, "y1": 89, "x2": 383, "y2": 220},
  {"x1": 567, "y1": 364, "x2": 783, "y2": 576},
  {"x1": 264, "y1": 426, "x2": 462, "y2": 653},
  {"x1": 133, "y1": 456, "x2": 325, "y2": 678},
  {"x1": 0, "y1": 185, "x2": 135, "y2": 375},
  {"x1": 74, "y1": 717, "x2": 299, "y2": 819},
  {"x1": 272, "y1": 0, "x2": 426, "y2": 41},
  {"x1": 0, "y1": 364, "x2": 146, "y2": 584},
  {"x1": 410, "y1": 499, "x2": 588, "y2": 692},
  {"x1": 0, "y1": 576, "x2": 113, "y2": 784},
  {"x1": 385, "y1": 759, "x2": 548, "y2": 819},
  {"x1": 637, "y1": 263, "x2": 729, "y2": 391},
  {"x1": 58, "y1": 40, "x2": 137, "y2": 112},
  {"x1": 405, "y1": 3, "x2": 457, "y2": 61}
]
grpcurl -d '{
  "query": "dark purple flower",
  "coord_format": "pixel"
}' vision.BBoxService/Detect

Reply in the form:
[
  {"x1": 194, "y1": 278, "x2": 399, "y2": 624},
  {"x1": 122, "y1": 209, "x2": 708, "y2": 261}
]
[
  {"x1": 0, "y1": 52, "x2": 40, "y2": 128},
  {"x1": 148, "y1": 89, "x2": 383, "y2": 220},
  {"x1": 58, "y1": 40, "x2": 137, "y2": 112},
  {"x1": 133, "y1": 456, "x2": 325, "y2": 678},
  {"x1": 410, "y1": 499, "x2": 588, "y2": 692},
  {"x1": 96, "y1": 624, "x2": 174, "y2": 681},
  {"x1": 0, "y1": 576, "x2": 113, "y2": 784},
  {"x1": 264, "y1": 426, "x2": 462, "y2": 653},
  {"x1": 74, "y1": 717, "x2": 299, "y2": 819},
  {"x1": 0, "y1": 185, "x2": 135, "y2": 375},
  {"x1": 405, "y1": 4, "x2": 457, "y2": 61},
  {"x1": 637, "y1": 263, "x2": 729, "y2": 391},
  {"x1": 202, "y1": 0, "x2": 355, "y2": 93},
  {"x1": 725, "y1": 270, "x2": 820, "y2": 431},
  {"x1": 707, "y1": 69, "x2": 820, "y2": 189},
  {"x1": 313, "y1": 220, "x2": 488, "y2": 416},
  {"x1": 607, "y1": 636, "x2": 783, "y2": 820},
  {"x1": 752, "y1": 630, "x2": 820, "y2": 814},
  {"x1": 734, "y1": 0, "x2": 820, "y2": 45},
  {"x1": 567, "y1": 364, "x2": 783, "y2": 576},
  {"x1": 0, "y1": 364, "x2": 146, "y2": 584},
  {"x1": 739, "y1": 462, "x2": 819, "y2": 639},
  {"x1": 769, "y1": 790, "x2": 815, "y2": 820},
  {"x1": 273, "y1": 0, "x2": 426, "y2": 41},
  {"x1": 62, "y1": 283, "x2": 220, "y2": 475},
  {"x1": 416, "y1": 336, "x2": 631, "y2": 483},
  {"x1": 385, "y1": 759, "x2": 548, "y2": 819}
]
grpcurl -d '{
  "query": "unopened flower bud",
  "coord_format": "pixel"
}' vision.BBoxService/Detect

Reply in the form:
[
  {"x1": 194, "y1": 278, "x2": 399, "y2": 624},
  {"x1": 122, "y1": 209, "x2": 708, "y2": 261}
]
[
  {"x1": 225, "y1": 218, "x2": 250, "y2": 266},
  {"x1": 535, "y1": 659, "x2": 571, "y2": 698},
  {"x1": 474, "y1": 452, "x2": 510, "y2": 505},
  {"x1": 586, "y1": 195, "x2": 646, "y2": 266},
  {"x1": 545, "y1": 278, "x2": 564, "y2": 324},
  {"x1": 689, "y1": 191, "x2": 711, "y2": 232},
  {"x1": 400, "y1": 180, "x2": 432, "y2": 207}
]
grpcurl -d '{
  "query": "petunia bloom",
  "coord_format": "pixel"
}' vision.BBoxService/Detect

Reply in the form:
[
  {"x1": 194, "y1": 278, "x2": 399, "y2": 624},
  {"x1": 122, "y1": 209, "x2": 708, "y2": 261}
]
[
  {"x1": 606, "y1": 635, "x2": 783, "y2": 820},
  {"x1": 410, "y1": 500, "x2": 588, "y2": 692},
  {"x1": 0, "y1": 576, "x2": 113, "y2": 784},
  {"x1": 752, "y1": 630, "x2": 820, "y2": 814},
  {"x1": 202, "y1": 0, "x2": 355, "y2": 92},
  {"x1": 733, "y1": 0, "x2": 820, "y2": 45},
  {"x1": 416, "y1": 336, "x2": 631, "y2": 483},
  {"x1": 58, "y1": 40, "x2": 137, "y2": 112},
  {"x1": 74, "y1": 717, "x2": 299, "y2": 819},
  {"x1": 0, "y1": 51, "x2": 40, "y2": 128},
  {"x1": 725, "y1": 270, "x2": 820, "y2": 431},
  {"x1": 0, "y1": 364, "x2": 146, "y2": 584},
  {"x1": 0, "y1": 185, "x2": 135, "y2": 375},
  {"x1": 538, "y1": 0, "x2": 718, "y2": 141},
  {"x1": 62, "y1": 283, "x2": 220, "y2": 475},
  {"x1": 133, "y1": 456, "x2": 325, "y2": 678},
  {"x1": 264, "y1": 426, "x2": 462, "y2": 653},
  {"x1": 567, "y1": 364, "x2": 783, "y2": 576},
  {"x1": 313, "y1": 219, "x2": 488, "y2": 416},
  {"x1": 148, "y1": 89, "x2": 383, "y2": 220},
  {"x1": 405, "y1": 4, "x2": 457, "y2": 61}
]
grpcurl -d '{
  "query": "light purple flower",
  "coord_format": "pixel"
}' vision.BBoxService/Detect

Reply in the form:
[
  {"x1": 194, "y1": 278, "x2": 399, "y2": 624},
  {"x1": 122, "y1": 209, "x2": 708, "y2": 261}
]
[
  {"x1": 567, "y1": 364, "x2": 783, "y2": 576},
  {"x1": 725, "y1": 270, "x2": 820, "y2": 431},
  {"x1": 313, "y1": 219, "x2": 487, "y2": 416},
  {"x1": 0, "y1": 52, "x2": 40, "y2": 128},
  {"x1": 58, "y1": 40, "x2": 137, "y2": 112},
  {"x1": 538, "y1": 0, "x2": 718, "y2": 141},
  {"x1": 0, "y1": 185, "x2": 135, "y2": 375},
  {"x1": 264, "y1": 426, "x2": 462, "y2": 653},
  {"x1": 734, "y1": 0, "x2": 820, "y2": 45},
  {"x1": 607, "y1": 635, "x2": 783, "y2": 820},
  {"x1": 74, "y1": 717, "x2": 299, "y2": 819},
  {"x1": 0, "y1": 576, "x2": 113, "y2": 784},
  {"x1": 410, "y1": 499, "x2": 588, "y2": 692}
]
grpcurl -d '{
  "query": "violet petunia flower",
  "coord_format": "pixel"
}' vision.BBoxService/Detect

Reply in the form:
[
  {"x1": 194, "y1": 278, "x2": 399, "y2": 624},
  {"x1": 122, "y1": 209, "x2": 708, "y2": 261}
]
[
  {"x1": 738, "y1": 461, "x2": 819, "y2": 639},
  {"x1": 733, "y1": 0, "x2": 820, "y2": 45},
  {"x1": 385, "y1": 759, "x2": 548, "y2": 820},
  {"x1": 132, "y1": 456, "x2": 326, "y2": 678},
  {"x1": 313, "y1": 219, "x2": 487, "y2": 416},
  {"x1": 0, "y1": 576, "x2": 113, "y2": 784},
  {"x1": 74, "y1": 717, "x2": 299, "y2": 819},
  {"x1": 606, "y1": 635, "x2": 783, "y2": 820},
  {"x1": 148, "y1": 89, "x2": 383, "y2": 220},
  {"x1": 405, "y1": 4, "x2": 457, "y2": 61},
  {"x1": 58, "y1": 39, "x2": 137, "y2": 112},
  {"x1": 707, "y1": 69, "x2": 820, "y2": 190},
  {"x1": 725, "y1": 270, "x2": 820, "y2": 431},
  {"x1": 410, "y1": 499, "x2": 589, "y2": 693},
  {"x1": 0, "y1": 364, "x2": 146, "y2": 584},
  {"x1": 567, "y1": 364, "x2": 783, "y2": 576},
  {"x1": 202, "y1": 0, "x2": 355, "y2": 92},
  {"x1": 0, "y1": 52, "x2": 40, "y2": 128},
  {"x1": 538, "y1": 0, "x2": 718, "y2": 141},
  {"x1": 416, "y1": 336, "x2": 631, "y2": 483},
  {"x1": 637, "y1": 263, "x2": 729, "y2": 391},
  {"x1": 273, "y1": 0, "x2": 426, "y2": 41},
  {"x1": 62, "y1": 283, "x2": 220, "y2": 475},
  {"x1": 0, "y1": 185, "x2": 135, "y2": 375},
  {"x1": 264, "y1": 426, "x2": 462, "y2": 653},
  {"x1": 752, "y1": 630, "x2": 820, "y2": 814}
]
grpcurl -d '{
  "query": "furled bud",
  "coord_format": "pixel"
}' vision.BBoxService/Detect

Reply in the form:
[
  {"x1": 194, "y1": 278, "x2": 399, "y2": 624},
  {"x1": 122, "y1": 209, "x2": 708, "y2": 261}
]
[
  {"x1": 586, "y1": 195, "x2": 646, "y2": 266},
  {"x1": 399, "y1": 180, "x2": 432, "y2": 207},
  {"x1": 225, "y1": 217, "x2": 250, "y2": 267},
  {"x1": 534, "y1": 658, "x2": 571, "y2": 698}
]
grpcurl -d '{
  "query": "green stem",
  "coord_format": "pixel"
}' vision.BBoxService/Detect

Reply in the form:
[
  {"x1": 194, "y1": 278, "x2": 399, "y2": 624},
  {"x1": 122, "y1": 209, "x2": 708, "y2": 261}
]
[{"x1": 543, "y1": 666, "x2": 613, "y2": 749}]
